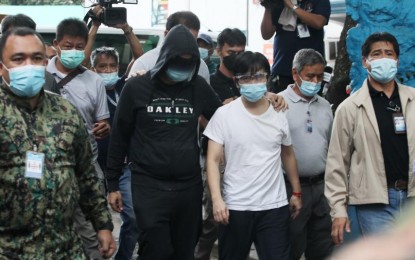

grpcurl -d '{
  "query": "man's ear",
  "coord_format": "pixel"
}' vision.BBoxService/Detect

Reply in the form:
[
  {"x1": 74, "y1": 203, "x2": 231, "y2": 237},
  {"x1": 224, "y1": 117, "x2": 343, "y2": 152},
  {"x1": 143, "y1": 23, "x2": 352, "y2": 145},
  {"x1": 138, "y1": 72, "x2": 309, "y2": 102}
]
[
  {"x1": 217, "y1": 46, "x2": 223, "y2": 59},
  {"x1": 362, "y1": 56, "x2": 369, "y2": 69},
  {"x1": 292, "y1": 68, "x2": 298, "y2": 80},
  {"x1": 53, "y1": 39, "x2": 59, "y2": 48}
]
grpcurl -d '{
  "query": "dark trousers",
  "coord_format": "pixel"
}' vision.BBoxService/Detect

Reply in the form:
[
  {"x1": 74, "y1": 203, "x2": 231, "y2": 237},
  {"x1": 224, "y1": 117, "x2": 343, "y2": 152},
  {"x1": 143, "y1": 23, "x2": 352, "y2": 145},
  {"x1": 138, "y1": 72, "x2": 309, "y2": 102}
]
[
  {"x1": 286, "y1": 180, "x2": 334, "y2": 260},
  {"x1": 132, "y1": 183, "x2": 203, "y2": 260},
  {"x1": 194, "y1": 169, "x2": 218, "y2": 260},
  {"x1": 269, "y1": 75, "x2": 294, "y2": 93},
  {"x1": 218, "y1": 206, "x2": 291, "y2": 260}
]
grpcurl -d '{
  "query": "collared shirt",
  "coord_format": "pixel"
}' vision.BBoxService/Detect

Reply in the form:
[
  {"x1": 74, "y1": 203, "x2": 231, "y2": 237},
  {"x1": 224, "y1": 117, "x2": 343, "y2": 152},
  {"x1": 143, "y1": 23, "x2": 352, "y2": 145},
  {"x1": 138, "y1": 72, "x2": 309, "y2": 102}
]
[
  {"x1": 47, "y1": 57, "x2": 110, "y2": 163},
  {"x1": 0, "y1": 85, "x2": 112, "y2": 259},
  {"x1": 368, "y1": 80, "x2": 409, "y2": 183},
  {"x1": 210, "y1": 69, "x2": 240, "y2": 102},
  {"x1": 280, "y1": 85, "x2": 333, "y2": 177}
]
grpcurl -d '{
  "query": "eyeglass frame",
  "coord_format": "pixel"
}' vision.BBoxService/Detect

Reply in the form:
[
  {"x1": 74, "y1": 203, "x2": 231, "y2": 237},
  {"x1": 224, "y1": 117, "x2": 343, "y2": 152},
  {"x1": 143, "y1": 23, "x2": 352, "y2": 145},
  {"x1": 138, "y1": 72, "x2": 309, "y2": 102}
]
[{"x1": 234, "y1": 72, "x2": 269, "y2": 84}]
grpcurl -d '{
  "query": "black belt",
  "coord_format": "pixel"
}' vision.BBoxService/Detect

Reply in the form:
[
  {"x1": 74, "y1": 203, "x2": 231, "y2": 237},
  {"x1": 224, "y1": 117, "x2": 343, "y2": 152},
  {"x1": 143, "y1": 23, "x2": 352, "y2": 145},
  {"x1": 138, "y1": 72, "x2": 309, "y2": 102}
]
[
  {"x1": 387, "y1": 179, "x2": 408, "y2": 191},
  {"x1": 285, "y1": 173, "x2": 325, "y2": 185},
  {"x1": 299, "y1": 173, "x2": 325, "y2": 184}
]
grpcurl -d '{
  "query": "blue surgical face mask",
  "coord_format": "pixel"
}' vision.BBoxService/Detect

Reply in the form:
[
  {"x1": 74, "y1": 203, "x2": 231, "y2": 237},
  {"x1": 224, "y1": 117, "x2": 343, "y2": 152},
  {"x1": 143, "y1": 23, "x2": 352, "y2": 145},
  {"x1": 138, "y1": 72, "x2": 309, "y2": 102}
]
[
  {"x1": 199, "y1": 48, "x2": 209, "y2": 60},
  {"x1": 239, "y1": 83, "x2": 267, "y2": 102},
  {"x1": 98, "y1": 72, "x2": 119, "y2": 89},
  {"x1": 59, "y1": 48, "x2": 85, "y2": 69},
  {"x1": 367, "y1": 58, "x2": 397, "y2": 84},
  {"x1": 166, "y1": 66, "x2": 194, "y2": 82},
  {"x1": 3, "y1": 64, "x2": 45, "y2": 98},
  {"x1": 298, "y1": 76, "x2": 321, "y2": 97}
]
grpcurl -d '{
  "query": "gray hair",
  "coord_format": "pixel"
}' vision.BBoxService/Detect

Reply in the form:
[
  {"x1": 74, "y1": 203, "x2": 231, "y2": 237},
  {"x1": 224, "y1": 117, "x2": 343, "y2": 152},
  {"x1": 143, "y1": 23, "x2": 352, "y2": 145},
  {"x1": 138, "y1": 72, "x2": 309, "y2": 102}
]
[
  {"x1": 90, "y1": 46, "x2": 120, "y2": 67},
  {"x1": 292, "y1": 49, "x2": 326, "y2": 73}
]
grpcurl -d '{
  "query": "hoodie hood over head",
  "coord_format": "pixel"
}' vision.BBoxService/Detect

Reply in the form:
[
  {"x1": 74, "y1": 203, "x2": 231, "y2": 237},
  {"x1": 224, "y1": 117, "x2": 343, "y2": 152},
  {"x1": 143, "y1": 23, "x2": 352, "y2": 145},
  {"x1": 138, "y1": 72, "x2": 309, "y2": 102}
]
[{"x1": 150, "y1": 24, "x2": 200, "y2": 82}]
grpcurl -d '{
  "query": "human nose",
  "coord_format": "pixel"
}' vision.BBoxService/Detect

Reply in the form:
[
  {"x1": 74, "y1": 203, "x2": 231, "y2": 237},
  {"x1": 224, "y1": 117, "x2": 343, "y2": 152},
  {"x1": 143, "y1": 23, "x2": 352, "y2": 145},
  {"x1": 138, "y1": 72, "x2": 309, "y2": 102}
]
[
  {"x1": 103, "y1": 65, "x2": 111, "y2": 72},
  {"x1": 308, "y1": 75, "x2": 321, "y2": 83},
  {"x1": 26, "y1": 58, "x2": 39, "y2": 66}
]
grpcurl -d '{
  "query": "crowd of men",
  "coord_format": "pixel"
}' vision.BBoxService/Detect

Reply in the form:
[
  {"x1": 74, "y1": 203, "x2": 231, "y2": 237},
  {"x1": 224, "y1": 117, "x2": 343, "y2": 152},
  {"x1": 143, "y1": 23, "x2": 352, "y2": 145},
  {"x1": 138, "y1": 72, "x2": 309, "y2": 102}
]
[{"x1": 0, "y1": 0, "x2": 414, "y2": 259}]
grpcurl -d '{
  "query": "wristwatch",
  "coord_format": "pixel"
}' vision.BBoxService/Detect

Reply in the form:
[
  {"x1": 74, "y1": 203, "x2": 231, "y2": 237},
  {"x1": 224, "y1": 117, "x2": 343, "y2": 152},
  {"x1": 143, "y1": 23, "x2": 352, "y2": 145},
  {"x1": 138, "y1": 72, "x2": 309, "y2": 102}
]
[
  {"x1": 123, "y1": 26, "x2": 133, "y2": 35},
  {"x1": 292, "y1": 4, "x2": 299, "y2": 11}
]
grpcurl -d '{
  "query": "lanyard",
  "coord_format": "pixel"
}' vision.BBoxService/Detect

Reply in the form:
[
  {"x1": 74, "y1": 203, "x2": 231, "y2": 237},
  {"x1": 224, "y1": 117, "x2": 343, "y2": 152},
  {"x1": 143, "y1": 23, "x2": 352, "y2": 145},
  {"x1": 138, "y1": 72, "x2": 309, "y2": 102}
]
[{"x1": 107, "y1": 90, "x2": 119, "y2": 107}]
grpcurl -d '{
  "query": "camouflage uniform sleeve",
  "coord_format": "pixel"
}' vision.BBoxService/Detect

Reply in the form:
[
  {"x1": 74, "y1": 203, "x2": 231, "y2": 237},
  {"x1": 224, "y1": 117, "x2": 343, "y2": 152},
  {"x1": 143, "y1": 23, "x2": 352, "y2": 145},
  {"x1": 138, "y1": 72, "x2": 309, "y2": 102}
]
[{"x1": 73, "y1": 109, "x2": 113, "y2": 231}]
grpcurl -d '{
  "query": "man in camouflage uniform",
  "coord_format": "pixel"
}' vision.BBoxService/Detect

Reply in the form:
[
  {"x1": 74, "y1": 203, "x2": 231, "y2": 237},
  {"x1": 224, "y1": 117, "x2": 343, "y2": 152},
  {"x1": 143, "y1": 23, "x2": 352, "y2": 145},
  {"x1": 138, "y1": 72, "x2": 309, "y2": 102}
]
[{"x1": 0, "y1": 27, "x2": 116, "y2": 259}]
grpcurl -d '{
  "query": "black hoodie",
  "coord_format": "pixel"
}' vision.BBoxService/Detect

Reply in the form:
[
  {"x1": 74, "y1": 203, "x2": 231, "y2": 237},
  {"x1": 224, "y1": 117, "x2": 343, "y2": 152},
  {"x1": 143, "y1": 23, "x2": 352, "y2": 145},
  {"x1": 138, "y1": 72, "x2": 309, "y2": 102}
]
[{"x1": 106, "y1": 25, "x2": 222, "y2": 192}]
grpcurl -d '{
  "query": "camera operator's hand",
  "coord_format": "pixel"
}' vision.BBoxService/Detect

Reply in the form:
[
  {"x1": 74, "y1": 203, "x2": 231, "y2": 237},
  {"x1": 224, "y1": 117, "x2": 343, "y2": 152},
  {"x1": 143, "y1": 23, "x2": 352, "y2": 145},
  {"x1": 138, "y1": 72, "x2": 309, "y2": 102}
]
[
  {"x1": 90, "y1": 5, "x2": 103, "y2": 27},
  {"x1": 111, "y1": 22, "x2": 129, "y2": 30},
  {"x1": 112, "y1": 22, "x2": 144, "y2": 61},
  {"x1": 111, "y1": 23, "x2": 134, "y2": 37}
]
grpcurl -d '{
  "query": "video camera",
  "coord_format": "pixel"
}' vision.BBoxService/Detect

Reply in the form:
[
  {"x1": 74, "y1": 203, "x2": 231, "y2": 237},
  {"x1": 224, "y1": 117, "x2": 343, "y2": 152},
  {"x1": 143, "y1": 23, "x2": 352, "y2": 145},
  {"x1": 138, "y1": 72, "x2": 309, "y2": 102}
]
[{"x1": 87, "y1": 0, "x2": 137, "y2": 26}]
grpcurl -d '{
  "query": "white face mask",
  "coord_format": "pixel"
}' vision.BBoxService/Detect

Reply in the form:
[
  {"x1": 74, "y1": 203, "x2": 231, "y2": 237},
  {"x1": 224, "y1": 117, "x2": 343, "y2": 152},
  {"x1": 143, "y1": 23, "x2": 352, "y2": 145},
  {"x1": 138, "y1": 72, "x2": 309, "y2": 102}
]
[
  {"x1": 98, "y1": 72, "x2": 119, "y2": 89},
  {"x1": 3, "y1": 64, "x2": 46, "y2": 97},
  {"x1": 199, "y1": 48, "x2": 209, "y2": 60},
  {"x1": 297, "y1": 75, "x2": 321, "y2": 97},
  {"x1": 366, "y1": 58, "x2": 398, "y2": 84}
]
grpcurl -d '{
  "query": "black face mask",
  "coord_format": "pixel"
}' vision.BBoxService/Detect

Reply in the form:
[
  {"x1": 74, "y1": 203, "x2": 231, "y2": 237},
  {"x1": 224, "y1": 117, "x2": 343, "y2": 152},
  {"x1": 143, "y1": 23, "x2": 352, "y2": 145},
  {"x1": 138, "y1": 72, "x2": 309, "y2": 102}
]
[{"x1": 223, "y1": 54, "x2": 238, "y2": 72}]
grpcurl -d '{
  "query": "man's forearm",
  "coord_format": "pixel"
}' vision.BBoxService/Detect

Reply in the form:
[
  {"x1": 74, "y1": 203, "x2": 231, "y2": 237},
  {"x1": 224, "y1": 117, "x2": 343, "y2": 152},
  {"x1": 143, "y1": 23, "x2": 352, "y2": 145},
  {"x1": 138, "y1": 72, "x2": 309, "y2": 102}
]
[
  {"x1": 261, "y1": 8, "x2": 275, "y2": 40},
  {"x1": 123, "y1": 24, "x2": 144, "y2": 59},
  {"x1": 207, "y1": 160, "x2": 222, "y2": 203},
  {"x1": 281, "y1": 145, "x2": 301, "y2": 192}
]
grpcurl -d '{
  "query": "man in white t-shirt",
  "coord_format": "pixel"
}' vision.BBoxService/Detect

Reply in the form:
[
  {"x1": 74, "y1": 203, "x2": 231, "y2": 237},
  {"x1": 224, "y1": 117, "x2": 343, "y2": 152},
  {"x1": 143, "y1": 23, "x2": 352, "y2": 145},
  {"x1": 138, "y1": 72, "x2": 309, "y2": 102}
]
[{"x1": 204, "y1": 51, "x2": 302, "y2": 260}]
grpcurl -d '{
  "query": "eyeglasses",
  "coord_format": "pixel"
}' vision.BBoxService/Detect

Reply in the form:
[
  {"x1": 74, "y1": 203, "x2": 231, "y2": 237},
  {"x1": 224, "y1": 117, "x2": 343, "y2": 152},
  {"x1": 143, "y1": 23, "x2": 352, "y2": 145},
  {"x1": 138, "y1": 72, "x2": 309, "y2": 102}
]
[
  {"x1": 95, "y1": 47, "x2": 116, "y2": 53},
  {"x1": 234, "y1": 72, "x2": 268, "y2": 84}
]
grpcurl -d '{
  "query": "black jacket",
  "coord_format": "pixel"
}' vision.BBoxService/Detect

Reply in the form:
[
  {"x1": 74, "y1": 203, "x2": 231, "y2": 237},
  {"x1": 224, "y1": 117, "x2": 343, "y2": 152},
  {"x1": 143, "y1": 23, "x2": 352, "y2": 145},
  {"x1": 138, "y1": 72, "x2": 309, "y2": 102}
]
[{"x1": 106, "y1": 25, "x2": 222, "y2": 192}]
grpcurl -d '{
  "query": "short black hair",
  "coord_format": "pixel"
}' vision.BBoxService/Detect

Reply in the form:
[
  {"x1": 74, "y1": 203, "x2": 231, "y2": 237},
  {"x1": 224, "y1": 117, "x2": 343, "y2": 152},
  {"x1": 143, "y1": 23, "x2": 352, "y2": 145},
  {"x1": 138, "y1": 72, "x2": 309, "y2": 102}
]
[
  {"x1": 233, "y1": 51, "x2": 270, "y2": 76},
  {"x1": 56, "y1": 18, "x2": 89, "y2": 43},
  {"x1": 1, "y1": 14, "x2": 36, "y2": 34},
  {"x1": 217, "y1": 28, "x2": 246, "y2": 48},
  {"x1": 166, "y1": 11, "x2": 200, "y2": 32},
  {"x1": 0, "y1": 27, "x2": 45, "y2": 61},
  {"x1": 361, "y1": 32, "x2": 400, "y2": 58}
]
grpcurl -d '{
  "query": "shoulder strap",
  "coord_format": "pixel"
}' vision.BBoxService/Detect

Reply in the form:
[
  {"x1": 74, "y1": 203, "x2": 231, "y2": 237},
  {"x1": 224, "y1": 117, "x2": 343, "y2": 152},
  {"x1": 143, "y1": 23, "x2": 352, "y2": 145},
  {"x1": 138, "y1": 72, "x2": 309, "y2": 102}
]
[{"x1": 56, "y1": 66, "x2": 87, "y2": 90}]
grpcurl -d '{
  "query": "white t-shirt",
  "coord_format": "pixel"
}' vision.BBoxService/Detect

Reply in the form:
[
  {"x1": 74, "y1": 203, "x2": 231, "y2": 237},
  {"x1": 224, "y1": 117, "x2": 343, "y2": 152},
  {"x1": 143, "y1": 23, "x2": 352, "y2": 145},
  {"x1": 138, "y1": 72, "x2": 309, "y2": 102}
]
[
  {"x1": 204, "y1": 98, "x2": 291, "y2": 211},
  {"x1": 128, "y1": 46, "x2": 211, "y2": 84}
]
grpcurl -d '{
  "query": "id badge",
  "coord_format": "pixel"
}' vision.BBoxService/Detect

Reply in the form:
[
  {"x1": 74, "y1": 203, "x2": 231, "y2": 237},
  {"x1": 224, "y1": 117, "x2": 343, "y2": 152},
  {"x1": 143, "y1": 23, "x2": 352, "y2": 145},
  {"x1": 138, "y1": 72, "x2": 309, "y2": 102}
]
[
  {"x1": 25, "y1": 151, "x2": 45, "y2": 179},
  {"x1": 297, "y1": 24, "x2": 310, "y2": 38},
  {"x1": 306, "y1": 119, "x2": 313, "y2": 133},
  {"x1": 393, "y1": 113, "x2": 406, "y2": 134}
]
